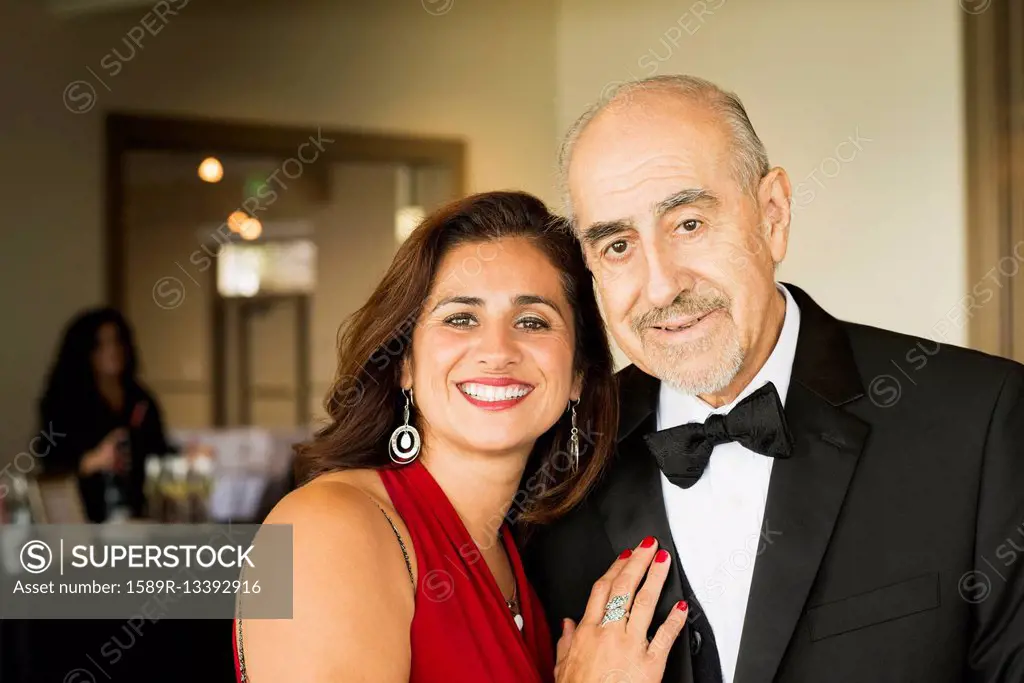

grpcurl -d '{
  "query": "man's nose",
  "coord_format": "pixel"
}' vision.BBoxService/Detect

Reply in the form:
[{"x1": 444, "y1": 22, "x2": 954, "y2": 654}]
[{"x1": 643, "y1": 242, "x2": 692, "y2": 309}]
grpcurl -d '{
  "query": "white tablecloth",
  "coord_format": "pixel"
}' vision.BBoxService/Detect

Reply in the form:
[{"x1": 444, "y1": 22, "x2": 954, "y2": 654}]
[{"x1": 168, "y1": 427, "x2": 307, "y2": 521}]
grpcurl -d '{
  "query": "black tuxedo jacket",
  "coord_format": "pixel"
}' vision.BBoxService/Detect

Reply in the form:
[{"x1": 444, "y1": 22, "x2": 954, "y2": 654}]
[{"x1": 523, "y1": 284, "x2": 1024, "y2": 683}]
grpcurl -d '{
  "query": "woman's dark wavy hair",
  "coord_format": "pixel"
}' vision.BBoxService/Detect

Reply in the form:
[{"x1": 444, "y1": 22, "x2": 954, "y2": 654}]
[
  {"x1": 40, "y1": 307, "x2": 138, "y2": 416},
  {"x1": 297, "y1": 191, "x2": 618, "y2": 525}
]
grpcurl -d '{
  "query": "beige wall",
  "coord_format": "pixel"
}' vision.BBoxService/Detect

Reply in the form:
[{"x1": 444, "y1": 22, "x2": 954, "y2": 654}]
[
  {"x1": 556, "y1": 0, "x2": 967, "y2": 348},
  {"x1": 70, "y1": 0, "x2": 559, "y2": 204},
  {"x1": 0, "y1": 0, "x2": 103, "y2": 460},
  {"x1": 0, "y1": 0, "x2": 557, "y2": 460}
]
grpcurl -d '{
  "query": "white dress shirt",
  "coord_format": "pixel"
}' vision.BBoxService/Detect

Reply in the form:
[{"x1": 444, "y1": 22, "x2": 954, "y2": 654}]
[{"x1": 657, "y1": 284, "x2": 801, "y2": 683}]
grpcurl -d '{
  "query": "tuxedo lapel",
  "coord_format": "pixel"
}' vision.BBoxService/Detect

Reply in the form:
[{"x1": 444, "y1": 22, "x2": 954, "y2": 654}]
[
  {"x1": 733, "y1": 284, "x2": 870, "y2": 683},
  {"x1": 732, "y1": 383, "x2": 869, "y2": 683},
  {"x1": 598, "y1": 416, "x2": 686, "y2": 615},
  {"x1": 597, "y1": 366, "x2": 693, "y2": 682}
]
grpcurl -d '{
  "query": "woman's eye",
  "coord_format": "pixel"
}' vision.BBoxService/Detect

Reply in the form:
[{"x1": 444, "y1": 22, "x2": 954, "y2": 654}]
[
  {"x1": 516, "y1": 316, "x2": 549, "y2": 331},
  {"x1": 678, "y1": 219, "x2": 703, "y2": 233},
  {"x1": 443, "y1": 313, "x2": 477, "y2": 328}
]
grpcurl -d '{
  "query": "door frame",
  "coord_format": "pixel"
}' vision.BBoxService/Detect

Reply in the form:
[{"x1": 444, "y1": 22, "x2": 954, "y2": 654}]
[
  {"x1": 963, "y1": 2, "x2": 1024, "y2": 360},
  {"x1": 225, "y1": 293, "x2": 311, "y2": 427}
]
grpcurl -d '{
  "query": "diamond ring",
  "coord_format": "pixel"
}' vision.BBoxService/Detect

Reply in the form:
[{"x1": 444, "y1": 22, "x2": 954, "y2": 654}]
[{"x1": 600, "y1": 593, "x2": 630, "y2": 626}]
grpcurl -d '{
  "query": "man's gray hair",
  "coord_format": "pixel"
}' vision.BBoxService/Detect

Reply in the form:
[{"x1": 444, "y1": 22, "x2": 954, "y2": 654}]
[{"x1": 558, "y1": 75, "x2": 771, "y2": 220}]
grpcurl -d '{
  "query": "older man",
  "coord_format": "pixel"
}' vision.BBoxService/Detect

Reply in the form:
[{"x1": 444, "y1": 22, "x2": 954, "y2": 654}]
[{"x1": 525, "y1": 75, "x2": 1024, "y2": 683}]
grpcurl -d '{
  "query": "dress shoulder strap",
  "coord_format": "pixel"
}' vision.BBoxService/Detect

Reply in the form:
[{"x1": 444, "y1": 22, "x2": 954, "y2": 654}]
[{"x1": 366, "y1": 495, "x2": 415, "y2": 588}]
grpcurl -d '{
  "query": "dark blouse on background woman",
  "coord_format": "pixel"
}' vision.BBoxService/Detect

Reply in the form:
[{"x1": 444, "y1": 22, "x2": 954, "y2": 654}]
[{"x1": 40, "y1": 381, "x2": 174, "y2": 522}]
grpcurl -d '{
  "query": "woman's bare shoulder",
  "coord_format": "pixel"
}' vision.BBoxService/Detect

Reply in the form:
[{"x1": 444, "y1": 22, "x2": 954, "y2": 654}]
[
  {"x1": 241, "y1": 469, "x2": 414, "y2": 681},
  {"x1": 266, "y1": 470, "x2": 383, "y2": 522},
  {"x1": 263, "y1": 471, "x2": 380, "y2": 540},
  {"x1": 263, "y1": 468, "x2": 415, "y2": 576}
]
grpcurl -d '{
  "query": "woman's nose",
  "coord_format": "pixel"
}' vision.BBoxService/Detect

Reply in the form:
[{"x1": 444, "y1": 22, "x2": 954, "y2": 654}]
[{"x1": 474, "y1": 325, "x2": 521, "y2": 368}]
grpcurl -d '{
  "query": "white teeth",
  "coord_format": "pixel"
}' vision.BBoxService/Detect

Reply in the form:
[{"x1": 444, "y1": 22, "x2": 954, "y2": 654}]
[
  {"x1": 663, "y1": 314, "x2": 707, "y2": 331},
  {"x1": 458, "y1": 382, "x2": 532, "y2": 402}
]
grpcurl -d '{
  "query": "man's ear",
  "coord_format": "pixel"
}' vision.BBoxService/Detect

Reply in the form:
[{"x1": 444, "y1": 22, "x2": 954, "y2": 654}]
[{"x1": 758, "y1": 167, "x2": 792, "y2": 265}]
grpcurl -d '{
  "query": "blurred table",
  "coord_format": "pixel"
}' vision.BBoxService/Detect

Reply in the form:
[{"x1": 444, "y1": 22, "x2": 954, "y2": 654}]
[
  {"x1": 0, "y1": 428, "x2": 307, "y2": 682},
  {"x1": 170, "y1": 426, "x2": 306, "y2": 522}
]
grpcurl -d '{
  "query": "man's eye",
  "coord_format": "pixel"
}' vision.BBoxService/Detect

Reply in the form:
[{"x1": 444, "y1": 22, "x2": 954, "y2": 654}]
[
  {"x1": 679, "y1": 219, "x2": 703, "y2": 233},
  {"x1": 603, "y1": 240, "x2": 630, "y2": 258},
  {"x1": 444, "y1": 313, "x2": 476, "y2": 328}
]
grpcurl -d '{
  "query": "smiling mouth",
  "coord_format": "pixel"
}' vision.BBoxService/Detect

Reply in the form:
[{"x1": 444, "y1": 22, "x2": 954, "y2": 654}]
[
  {"x1": 457, "y1": 382, "x2": 534, "y2": 403},
  {"x1": 650, "y1": 309, "x2": 721, "y2": 332}
]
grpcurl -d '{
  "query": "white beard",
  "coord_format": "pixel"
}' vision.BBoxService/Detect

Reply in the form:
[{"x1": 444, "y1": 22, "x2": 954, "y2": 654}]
[{"x1": 641, "y1": 325, "x2": 745, "y2": 396}]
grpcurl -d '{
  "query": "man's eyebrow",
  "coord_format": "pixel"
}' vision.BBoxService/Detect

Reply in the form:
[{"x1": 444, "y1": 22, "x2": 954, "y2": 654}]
[
  {"x1": 578, "y1": 189, "x2": 719, "y2": 247},
  {"x1": 580, "y1": 219, "x2": 634, "y2": 247},
  {"x1": 430, "y1": 295, "x2": 483, "y2": 312},
  {"x1": 653, "y1": 188, "x2": 720, "y2": 216}
]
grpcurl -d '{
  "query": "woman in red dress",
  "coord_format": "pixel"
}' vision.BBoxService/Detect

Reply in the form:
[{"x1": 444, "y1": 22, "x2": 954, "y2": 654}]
[{"x1": 235, "y1": 192, "x2": 689, "y2": 682}]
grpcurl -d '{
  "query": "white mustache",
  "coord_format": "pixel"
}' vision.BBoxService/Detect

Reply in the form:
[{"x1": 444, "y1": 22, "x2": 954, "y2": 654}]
[{"x1": 631, "y1": 297, "x2": 730, "y2": 334}]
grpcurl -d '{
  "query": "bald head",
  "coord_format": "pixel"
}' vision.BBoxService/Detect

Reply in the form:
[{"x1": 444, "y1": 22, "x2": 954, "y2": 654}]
[{"x1": 560, "y1": 75, "x2": 770, "y2": 220}]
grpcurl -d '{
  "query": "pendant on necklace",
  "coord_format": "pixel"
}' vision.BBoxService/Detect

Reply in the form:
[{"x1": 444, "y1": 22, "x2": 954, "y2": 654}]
[
  {"x1": 507, "y1": 581, "x2": 523, "y2": 631},
  {"x1": 507, "y1": 595, "x2": 524, "y2": 631}
]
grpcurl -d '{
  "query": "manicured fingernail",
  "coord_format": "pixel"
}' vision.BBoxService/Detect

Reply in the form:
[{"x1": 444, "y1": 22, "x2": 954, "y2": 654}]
[
  {"x1": 619, "y1": 548, "x2": 633, "y2": 560},
  {"x1": 640, "y1": 536, "x2": 656, "y2": 548},
  {"x1": 675, "y1": 600, "x2": 688, "y2": 612},
  {"x1": 562, "y1": 618, "x2": 570, "y2": 632},
  {"x1": 655, "y1": 549, "x2": 670, "y2": 563}
]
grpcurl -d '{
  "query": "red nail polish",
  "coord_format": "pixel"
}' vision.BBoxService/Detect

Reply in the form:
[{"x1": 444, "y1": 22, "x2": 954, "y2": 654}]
[
  {"x1": 675, "y1": 600, "x2": 688, "y2": 612},
  {"x1": 655, "y1": 549, "x2": 670, "y2": 563},
  {"x1": 640, "y1": 536, "x2": 656, "y2": 548},
  {"x1": 619, "y1": 548, "x2": 633, "y2": 560}
]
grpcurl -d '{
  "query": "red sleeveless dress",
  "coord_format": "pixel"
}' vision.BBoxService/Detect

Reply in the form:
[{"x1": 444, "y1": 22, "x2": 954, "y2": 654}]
[
  {"x1": 232, "y1": 460, "x2": 554, "y2": 682},
  {"x1": 380, "y1": 460, "x2": 554, "y2": 682}
]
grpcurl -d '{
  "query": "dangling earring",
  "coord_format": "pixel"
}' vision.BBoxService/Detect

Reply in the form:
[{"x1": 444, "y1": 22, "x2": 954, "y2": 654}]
[
  {"x1": 389, "y1": 388, "x2": 421, "y2": 465},
  {"x1": 568, "y1": 398, "x2": 580, "y2": 473}
]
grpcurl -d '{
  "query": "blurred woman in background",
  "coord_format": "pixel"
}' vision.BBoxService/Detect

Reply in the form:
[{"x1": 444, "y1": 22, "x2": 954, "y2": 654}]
[{"x1": 39, "y1": 307, "x2": 176, "y2": 522}]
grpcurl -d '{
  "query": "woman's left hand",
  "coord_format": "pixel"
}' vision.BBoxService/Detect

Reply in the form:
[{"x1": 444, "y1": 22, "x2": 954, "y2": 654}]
[{"x1": 553, "y1": 538, "x2": 689, "y2": 683}]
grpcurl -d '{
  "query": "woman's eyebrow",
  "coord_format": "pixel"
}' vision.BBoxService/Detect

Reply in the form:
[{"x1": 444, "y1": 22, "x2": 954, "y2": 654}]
[
  {"x1": 430, "y1": 294, "x2": 563, "y2": 317},
  {"x1": 514, "y1": 294, "x2": 562, "y2": 317},
  {"x1": 430, "y1": 295, "x2": 483, "y2": 312}
]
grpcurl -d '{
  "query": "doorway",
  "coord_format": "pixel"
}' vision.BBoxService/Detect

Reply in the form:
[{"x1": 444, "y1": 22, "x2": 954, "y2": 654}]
[
  {"x1": 222, "y1": 294, "x2": 310, "y2": 427},
  {"x1": 107, "y1": 114, "x2": 466, "y2": 429}
]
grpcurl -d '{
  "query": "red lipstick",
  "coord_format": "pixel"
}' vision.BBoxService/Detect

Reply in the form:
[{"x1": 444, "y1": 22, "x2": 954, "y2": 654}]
[{"x1": 456, "y1": 377, "x2": 534, "y2": 412}]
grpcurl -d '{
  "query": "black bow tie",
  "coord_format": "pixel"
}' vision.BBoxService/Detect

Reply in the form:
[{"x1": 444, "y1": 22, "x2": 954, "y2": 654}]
[{"x1": 643, "y1": 382, "x2": 793, "y2": 489}]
